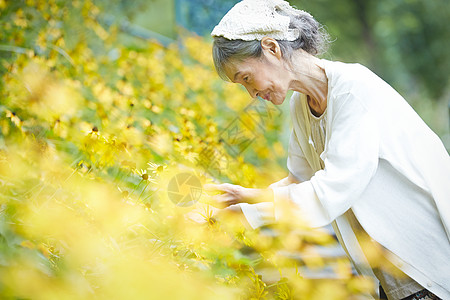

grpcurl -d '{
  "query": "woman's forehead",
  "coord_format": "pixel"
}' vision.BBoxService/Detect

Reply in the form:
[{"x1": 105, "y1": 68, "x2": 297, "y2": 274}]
[
  {"x1": 224, "y1": 62, "x2": 248, "y2": 82},
  {"x1": 224, "y1": 58, "x2": 259, "y2": 76}
]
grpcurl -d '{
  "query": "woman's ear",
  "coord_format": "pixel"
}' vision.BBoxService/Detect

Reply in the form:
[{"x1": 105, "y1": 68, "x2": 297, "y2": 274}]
[{"x1": 261, "y1": 37, "x2": 282, "y2": 60}]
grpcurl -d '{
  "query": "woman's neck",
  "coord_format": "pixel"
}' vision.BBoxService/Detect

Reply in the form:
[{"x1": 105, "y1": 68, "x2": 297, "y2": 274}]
[{"x1": 287, "y1": 50, "x2": 328, "y2": 116}]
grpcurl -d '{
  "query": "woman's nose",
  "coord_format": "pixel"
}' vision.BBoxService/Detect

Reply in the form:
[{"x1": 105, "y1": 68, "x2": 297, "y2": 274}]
[{"x1": 243, "y1": 85, "x2": 258, "y2": 98}]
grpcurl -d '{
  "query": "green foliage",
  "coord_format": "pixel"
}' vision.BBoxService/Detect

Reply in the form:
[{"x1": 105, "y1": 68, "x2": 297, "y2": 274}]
[
  {"x1": 292, "y1": 0, "x2": 450, "y2": 147},
  {"x1": 293, "y1": 0, "x2": 450, "y2": 100},
  {"x1": 374, "y1": 0, "x2": 450, "y2": 99}
]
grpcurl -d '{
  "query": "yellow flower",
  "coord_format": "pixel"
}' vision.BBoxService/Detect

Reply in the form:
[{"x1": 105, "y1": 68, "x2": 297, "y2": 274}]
[
  {"x1": 6, "y1": 110, "x2": 22, "y2": 128},
  {"x1": 147, "y1": 162, "x2": 165, "y2": 176}
]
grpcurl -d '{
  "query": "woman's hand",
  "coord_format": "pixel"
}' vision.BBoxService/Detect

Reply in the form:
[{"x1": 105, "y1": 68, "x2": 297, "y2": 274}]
[{"x1": 204, "y1": 183, "x2": 274, "y2": 208}]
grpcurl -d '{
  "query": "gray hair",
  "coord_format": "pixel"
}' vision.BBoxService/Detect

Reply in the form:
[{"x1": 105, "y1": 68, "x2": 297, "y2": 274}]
[{"x1": 212, "y1": 10, "x2": 330, "y2": 81}]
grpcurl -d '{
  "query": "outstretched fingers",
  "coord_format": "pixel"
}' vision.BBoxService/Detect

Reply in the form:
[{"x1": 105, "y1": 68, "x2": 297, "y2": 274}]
[
  {"x1": 211, "y1": 193, "x2": 241, "y2": 208},
  {"x1": 204, "y1": 183, "x2": 243, "y2": 208},
  {"x1": 204, "y1": 183, "x2": 236, "y2": 193}
]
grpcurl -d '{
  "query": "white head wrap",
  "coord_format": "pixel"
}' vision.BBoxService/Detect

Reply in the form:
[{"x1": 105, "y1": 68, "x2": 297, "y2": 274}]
[{"x1": 211, "y1": 0, "x2": 307, "y2": 41}]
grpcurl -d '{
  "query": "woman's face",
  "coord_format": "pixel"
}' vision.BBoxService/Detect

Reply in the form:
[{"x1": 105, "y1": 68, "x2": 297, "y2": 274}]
[{"x1": 224, "y1": 40, "x2": 291, "y2": 105}]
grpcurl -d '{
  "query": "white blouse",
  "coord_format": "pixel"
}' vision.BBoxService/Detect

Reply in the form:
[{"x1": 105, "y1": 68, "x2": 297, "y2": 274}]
[
  {"x1": 312, "y1": 106, "x2": 423, "y2": 299},
  {"x1": 240, "y1": 60, "x2": 450, "y2": 299}
]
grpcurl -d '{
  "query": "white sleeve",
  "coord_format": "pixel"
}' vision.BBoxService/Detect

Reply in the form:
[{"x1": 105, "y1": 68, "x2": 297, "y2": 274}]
[
  {"x1": 238, "y1": 177, "x2": 288, "y2": 229},
  {"x1": 271, "y1": 92, "x2": 380, "y2": 228},
  {"x1": 239, "y1": 202, "x2": 274, "y2": 229}
]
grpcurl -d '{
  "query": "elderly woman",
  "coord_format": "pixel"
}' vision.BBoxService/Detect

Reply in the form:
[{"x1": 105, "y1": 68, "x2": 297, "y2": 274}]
[{"x1": 206, "y1": 0, "x2": 450, "y2": 299}]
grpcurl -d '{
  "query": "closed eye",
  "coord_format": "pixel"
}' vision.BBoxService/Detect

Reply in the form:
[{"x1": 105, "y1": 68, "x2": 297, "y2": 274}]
[{"x1": 243, "y1": 76, "x2": 249, "y2": 83}]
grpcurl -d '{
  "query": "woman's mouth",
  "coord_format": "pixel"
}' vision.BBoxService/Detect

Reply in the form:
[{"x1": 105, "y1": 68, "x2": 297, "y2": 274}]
[{"x1": 261, "y1": 92, "x2": 270, "y2": 101}]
